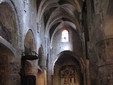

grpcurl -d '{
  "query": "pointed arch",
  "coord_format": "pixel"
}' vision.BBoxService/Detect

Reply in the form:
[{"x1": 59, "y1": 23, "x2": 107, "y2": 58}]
[{"x1": 24, "y1": 29, "x2": 36, "y2": 54}]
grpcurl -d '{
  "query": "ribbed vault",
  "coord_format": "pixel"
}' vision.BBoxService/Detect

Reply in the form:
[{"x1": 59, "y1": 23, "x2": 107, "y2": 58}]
[
  {"x1": 37, "y1": 0, "x2": 83, "y2": 38},
  {"x1": 37, "y1": 1, "x2": 84, "y2": 85}
]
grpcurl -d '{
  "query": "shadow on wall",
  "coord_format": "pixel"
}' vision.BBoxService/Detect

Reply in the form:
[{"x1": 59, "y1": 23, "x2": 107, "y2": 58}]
[{"x1": 0, "y1": 43, "x2": 16, "y2": 85}]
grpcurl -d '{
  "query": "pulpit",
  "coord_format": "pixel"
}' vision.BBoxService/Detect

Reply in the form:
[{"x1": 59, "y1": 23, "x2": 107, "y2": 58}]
[{"x1": 20, "y1": 51, "x2": 38, "y2": 85}]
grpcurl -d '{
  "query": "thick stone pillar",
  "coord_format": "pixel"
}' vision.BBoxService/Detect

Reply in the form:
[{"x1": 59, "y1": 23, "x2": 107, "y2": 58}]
[{"x1": 96, "y1": 38, "x2": 113, "y2": 85}]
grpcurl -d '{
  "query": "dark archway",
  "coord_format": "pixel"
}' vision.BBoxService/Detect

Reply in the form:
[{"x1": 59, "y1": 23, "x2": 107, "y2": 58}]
[{"x1": 53, "y1": 53, "x2": 83, "y2": 85}]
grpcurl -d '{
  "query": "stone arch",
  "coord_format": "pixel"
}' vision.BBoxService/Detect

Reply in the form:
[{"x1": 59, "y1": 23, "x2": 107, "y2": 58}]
[
  {"x1": 37, "y1": 0, "x2": 82, "y2": 37},
  {"x1": 53, "y1": 51, "x2": 84, "y2": 74},
  {"x1": 45, "y1": 7, "x2": 79, "y2": 29},
  {"x1": 53, "y1": 51, "x2": 84, "y2": 85},
  {"x1": 50, "y1": 22, "x2": 83, "y2": 56},
  {"x1": 50, "y1": 21, "x2": 77, "y2": 41},
  {"x1": 24, "y1": 29, "x2": 36, "y2": 54},
  {"x1": 37, "y1": 0, "x2": 58, "y2": 22},
  {"x1": 0, "y1": 2, "x2": 20, "y2": 47},
  {"x1": 45, "y1": 10, "x2": 80, "y2": 38},
  {"x1": 37, "y1": 0, "x2": 82, "y2": 23},
  {"x1": 0, "y1": 42, "x2": 18, "y2": 85}
]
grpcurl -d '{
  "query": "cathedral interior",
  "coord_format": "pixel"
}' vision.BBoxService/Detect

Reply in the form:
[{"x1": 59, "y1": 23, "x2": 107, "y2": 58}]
[{"x1": 0, "y1": 0, "x2": 113, "y2": 85}]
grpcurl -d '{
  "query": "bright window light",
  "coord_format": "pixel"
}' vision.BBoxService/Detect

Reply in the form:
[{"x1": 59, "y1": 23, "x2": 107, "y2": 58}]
[{"x1": 61, "y1": 29, "x2": 69, "y2": 42}]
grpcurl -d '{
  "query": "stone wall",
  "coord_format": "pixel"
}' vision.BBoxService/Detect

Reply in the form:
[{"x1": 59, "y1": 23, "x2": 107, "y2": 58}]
[
  {"x1": 87, "y1": 0, "x2": 113, "y2": 85},
  {"x1": 0, "y1": 0, "x2": 41, "y2": 85}
]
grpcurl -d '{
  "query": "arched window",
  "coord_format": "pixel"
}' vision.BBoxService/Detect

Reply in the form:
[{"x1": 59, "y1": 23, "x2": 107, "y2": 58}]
[{"x1": 61, "y1": 29, "x2": 69, "y2": 42}]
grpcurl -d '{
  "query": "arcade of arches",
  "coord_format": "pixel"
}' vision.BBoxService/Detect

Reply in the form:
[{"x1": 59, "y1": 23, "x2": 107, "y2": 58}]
[{"x1": 0, "y1": 0, "x2": 113, "y2": 85}]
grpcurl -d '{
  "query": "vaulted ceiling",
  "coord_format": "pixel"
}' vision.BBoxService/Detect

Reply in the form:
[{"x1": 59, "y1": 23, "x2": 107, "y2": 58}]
[
  {"x1": 37, "y1": 0, "x2": 84, "y2": 67},
  {"x1": 37, "y1": 0, "x2": 84, "y2": 39}
]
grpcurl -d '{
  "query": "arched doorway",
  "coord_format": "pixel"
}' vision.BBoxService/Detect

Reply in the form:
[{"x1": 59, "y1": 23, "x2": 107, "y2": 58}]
[{"x1": 53, "y1": 53, "x2": 83, "y2": 85}]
